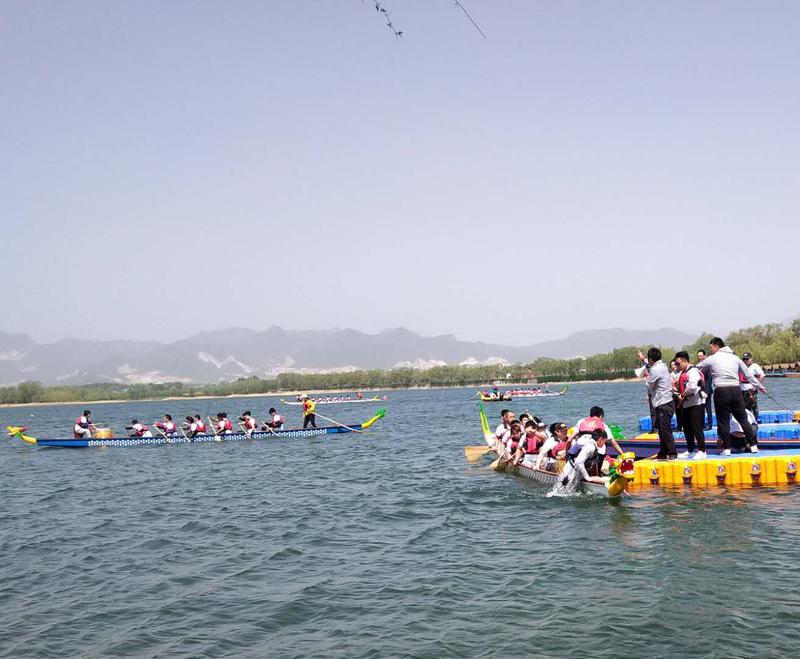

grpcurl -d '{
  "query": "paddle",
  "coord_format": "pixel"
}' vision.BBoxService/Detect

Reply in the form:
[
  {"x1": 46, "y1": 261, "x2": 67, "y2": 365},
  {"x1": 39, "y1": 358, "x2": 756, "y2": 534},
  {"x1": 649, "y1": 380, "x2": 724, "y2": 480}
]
[
  {"x1": 152, "y1": 424, "x2": 170, "y2": 441},
  {"x1": 312, "y1": 411, "x2": 363, "y2": 433},
  {"x1": 490, "y1": 447, "x2": 511, "y2": 472},
  {"x1": 179, "y1": 425, "x2": 190, "y2": 442},
  {"x1": 762, "y1": 390, "x2": 795, "y2": 413},
  {"x1": 464, "y1": 444, "x2": 494, "y2": 462},
  {"x1": 238, "y1": 421, "x2": 255, "y2": 439},
  {"x1": 261, "y1": 419, "x2": 277, "y2": 436}
]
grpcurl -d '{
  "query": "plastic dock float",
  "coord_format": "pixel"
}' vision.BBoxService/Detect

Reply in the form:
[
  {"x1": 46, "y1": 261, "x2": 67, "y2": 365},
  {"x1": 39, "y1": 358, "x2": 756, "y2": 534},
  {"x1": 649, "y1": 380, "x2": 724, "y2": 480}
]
[{"x1": 631, "y1": 450, "x2": 800, "y2": 488}]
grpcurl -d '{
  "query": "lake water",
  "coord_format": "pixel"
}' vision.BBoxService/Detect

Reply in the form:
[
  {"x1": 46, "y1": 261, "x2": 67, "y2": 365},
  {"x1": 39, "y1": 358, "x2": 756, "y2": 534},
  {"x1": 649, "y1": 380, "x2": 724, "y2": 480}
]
[{"x1": 3, "y1": 381, "x2": 800, "y2": 657}]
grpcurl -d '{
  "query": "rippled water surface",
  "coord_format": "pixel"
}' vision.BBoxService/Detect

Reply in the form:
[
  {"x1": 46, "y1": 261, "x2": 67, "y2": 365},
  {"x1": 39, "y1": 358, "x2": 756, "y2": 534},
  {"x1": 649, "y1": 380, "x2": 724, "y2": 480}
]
[{"x1": 3, "y1": 382, "x2": 800, "y2": 658}]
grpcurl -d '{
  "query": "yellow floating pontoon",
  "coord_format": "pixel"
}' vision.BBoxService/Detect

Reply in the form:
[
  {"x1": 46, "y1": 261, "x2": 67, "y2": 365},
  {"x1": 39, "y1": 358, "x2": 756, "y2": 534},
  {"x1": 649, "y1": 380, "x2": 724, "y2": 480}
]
[{"x1": 631, "y1": 450, "x2": 800, "y2": 488}]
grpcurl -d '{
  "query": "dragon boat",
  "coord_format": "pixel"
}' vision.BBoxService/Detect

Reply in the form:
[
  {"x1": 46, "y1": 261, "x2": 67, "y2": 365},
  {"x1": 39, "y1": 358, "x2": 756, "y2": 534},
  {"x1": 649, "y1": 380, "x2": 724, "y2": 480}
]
[
  {"x1": 504, "y1": 386, "x2": 568, "y2": 398},
  {"x1": 475, "y1": 403, "x2": 635, "y2": 498},
  {"x1": 477, "y1": 393, "x2": 513, "y2": 402},
  {"x1": 280, "y1": 395, "x2": 386, "y2": 406},
  {"x1": 6, "y1": 409, "x2": 386, "y2": 448}
]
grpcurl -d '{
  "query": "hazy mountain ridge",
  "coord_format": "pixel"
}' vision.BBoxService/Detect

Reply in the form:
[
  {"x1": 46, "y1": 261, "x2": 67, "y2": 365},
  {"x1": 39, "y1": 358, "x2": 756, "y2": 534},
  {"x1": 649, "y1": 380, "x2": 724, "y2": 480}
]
[{"x1": 0, "y1": 326, "x2": 696, "y2": 386}]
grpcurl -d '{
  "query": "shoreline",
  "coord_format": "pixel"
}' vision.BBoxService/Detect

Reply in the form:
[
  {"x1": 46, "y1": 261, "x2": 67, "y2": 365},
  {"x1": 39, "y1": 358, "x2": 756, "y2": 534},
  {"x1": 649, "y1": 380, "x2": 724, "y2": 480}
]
[{"x1": 0, "y1": 379, "x2": 642, "y2": 409}]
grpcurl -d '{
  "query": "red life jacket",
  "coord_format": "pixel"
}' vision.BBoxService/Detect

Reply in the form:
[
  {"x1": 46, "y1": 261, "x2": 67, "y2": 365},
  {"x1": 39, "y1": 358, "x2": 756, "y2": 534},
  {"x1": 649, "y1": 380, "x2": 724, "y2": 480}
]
[
  {"x1": 678, "y1": 366, "x2": 705, "y2": 394},
  {"x1": 549, "y1": 441, "x2": 567, "y2": 459},
  {"x1": 76, "y1": 416, "x2": 90, "y2": 428},
  {"x1": 221, "y1": 418, "x2": 233, "y2": 431},
  {"x1": 522, "y1": 434, "x2": 540, "y2": 454},
  {"x1": 245, "y1": 417, "x2": 257, "y2": 430},
  {"x1": 195, "y1": 420, "x2": 207, "y2": 433},
  {"x1": 577, "y1": 416, "x2": 604, "y2": 434}
]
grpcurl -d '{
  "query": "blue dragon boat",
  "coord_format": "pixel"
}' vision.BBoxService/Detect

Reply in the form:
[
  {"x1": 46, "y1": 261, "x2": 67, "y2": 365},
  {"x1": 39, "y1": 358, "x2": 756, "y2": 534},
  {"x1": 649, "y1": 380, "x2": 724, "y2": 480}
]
[{"x1": 6, "y1": 409, "x2": 385, "y2": 448}]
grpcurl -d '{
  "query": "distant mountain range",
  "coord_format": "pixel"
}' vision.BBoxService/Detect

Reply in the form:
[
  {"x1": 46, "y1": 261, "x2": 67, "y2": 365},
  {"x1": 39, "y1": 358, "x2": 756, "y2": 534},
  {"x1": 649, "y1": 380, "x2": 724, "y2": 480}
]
[{"x1": 0, "y1": 326, "x2": 697, "y2": 386}]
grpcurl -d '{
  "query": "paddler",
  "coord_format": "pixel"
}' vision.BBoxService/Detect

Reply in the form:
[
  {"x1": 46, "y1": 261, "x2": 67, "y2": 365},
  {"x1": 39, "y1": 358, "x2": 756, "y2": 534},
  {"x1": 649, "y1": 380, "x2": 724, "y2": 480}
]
[
  {"x1": 300, "y1": 394, "x2": 317, "y2": 428},
  {"x1": 154, "y1": 414, "x2": 177, "y2": 436},
  {"x1": 536, "y1": 422, "x2": 569, "y2": 470},
  {"x1": 570, "y1": 406, "x2": 623, "y2": 456},
  {"x1": 560, "y1": 428, "x2": 610, "y2": 488},
  {"x1": 503, "y1": 420, "x2": 523, "y2": 458},
  {"x1": 494, "y1": 409, "x2": 515, "y2": 444},
  {"x1": 513, "y1": 421, "x2": 548, "y2": 466},
  {"x1": 214, "y1": 412, "x2": 234, "y2": 435},
  {"x1": 73, "y1": 410, "x2": 94, "y2": 439},
  {"x1": 125, "y1": 419, "x2": 153, "y2": 438},
  {"x1": 239, "y1": 411, "x2": 258, "y2": 437},
  {"x1": 182, "y1": 415, "x2": 207, "y2": 438},
  {"x1": 262, "y1": 407, "x2": 285, "y2": 431}
]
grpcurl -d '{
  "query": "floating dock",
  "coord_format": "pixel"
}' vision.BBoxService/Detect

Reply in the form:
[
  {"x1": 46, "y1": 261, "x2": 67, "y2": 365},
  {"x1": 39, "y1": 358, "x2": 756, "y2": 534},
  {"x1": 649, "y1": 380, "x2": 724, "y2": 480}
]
[{"x1": 631, "y1": 449, "x2": 800, "y2": 488}]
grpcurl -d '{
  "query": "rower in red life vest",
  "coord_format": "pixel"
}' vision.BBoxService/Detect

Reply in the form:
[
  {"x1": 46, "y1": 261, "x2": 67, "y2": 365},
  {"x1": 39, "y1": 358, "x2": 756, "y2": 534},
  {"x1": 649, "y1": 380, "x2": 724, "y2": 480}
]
[
  {"x1": 73, "y1": 409, "x2": 94, "y2": 439},
  {"x1": 126, "y1": 419, "x2": 153, "y2": 438},
  {"x1": 155, "y1": 414, "x2": 177, "y2": 436},
  {"x1": 215, "y1": 413, "x2": 233, "y2": 435},
  {"x1": 569, "y1": 406, "x2": 623, "y2": 456},
  {"x1": 239, "y1": 411, "x2": 258, "y2": 437},
  {"x1": 193, "y1": 415, "x2": 207, "y2": 435},
  {"x1": 502, "y1": 420, "x2": 523, "y2": 457},
  {"x1": 262, "y1": 407, "x2": 285, "y2": 431},
  {"x1": 535, "y1": 422, "x2": 569, "y2": 471},
  {"x1": 182, "y1": 416, "x2": 207, "y2": 438},
  {"x1": 513, "y1": 421, "x2": 549, "y2": 466}
]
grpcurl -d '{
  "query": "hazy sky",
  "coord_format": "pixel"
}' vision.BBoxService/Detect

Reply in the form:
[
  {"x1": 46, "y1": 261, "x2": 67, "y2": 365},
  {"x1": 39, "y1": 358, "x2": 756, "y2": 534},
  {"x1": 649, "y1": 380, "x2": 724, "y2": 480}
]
[{"x1": 3, "y1": 1, "x2": 799, "y2": 345}]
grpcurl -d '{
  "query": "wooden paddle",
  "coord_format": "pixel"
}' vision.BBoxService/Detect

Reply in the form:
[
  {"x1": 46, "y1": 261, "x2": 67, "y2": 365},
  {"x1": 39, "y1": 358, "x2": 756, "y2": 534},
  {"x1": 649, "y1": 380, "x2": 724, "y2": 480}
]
[
  {"x1": 464, "y1": 445, "x2": 494, "y2": 462},
  {"x1": 179, "y1": 425, "x2": 190, "y2": 442},
  {"x1": 313, "y1": 411, "x2": 362, "y2": 433},
  {"x1": 261, "y1": 419, "x2": 277, "y2": 436},
  {"x1": 490, "y1": 449, "x2": 511, "y2": 472},
  {"x1": 152, "y1": 424, "x2": 170, "y2": 441},
  {"x1": 238, "y1": 421, "x2": 254, "y2": 439}
]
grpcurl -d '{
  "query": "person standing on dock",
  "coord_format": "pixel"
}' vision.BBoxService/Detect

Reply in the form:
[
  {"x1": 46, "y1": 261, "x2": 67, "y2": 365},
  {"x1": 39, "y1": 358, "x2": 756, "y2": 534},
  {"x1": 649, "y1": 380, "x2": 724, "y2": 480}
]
[
  {"x1": 696, "y1": 338, "x2": 766, "y2": 455},
  {"x1": 674, "y1": 351, "x2": 707, "y2": 459},
  {"x1": 697, "y1": 349, "x2": 715, "y2": 430},
  {"x1": 637, "y1": 348, "x2": 677, "y2": 460},
  {"x1": 740, "y1": 352, "x2": 765, "y2": 420},
  {"x1": 300, "y1": 395, "x2": 317, "y2": 428}
]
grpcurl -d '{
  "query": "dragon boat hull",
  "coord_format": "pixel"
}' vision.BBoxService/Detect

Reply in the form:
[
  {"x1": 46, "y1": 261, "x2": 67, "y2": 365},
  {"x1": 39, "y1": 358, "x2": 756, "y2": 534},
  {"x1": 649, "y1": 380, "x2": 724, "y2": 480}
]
[
  {"x1": 280, "y1": 396, "x2": 384, "y2": 406},
  {"x1": 8, "y1": 410, "x2": 385, "y2": 448}
]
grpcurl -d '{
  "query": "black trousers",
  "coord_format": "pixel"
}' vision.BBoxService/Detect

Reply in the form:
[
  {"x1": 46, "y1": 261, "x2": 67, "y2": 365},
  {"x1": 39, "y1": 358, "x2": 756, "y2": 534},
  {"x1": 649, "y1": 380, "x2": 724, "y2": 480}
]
[
  {"x1": 714, "y1": 386, "x2": 757, "y2": 449},
  {"x1": 673, "y1": 394, "x2": 684, "y2": 431},
  {"x1": 742, "y1": 389, "x2": 760, "y2": 421},
  {"x1": 704, "y1": 388, "x2": 714, "y2": 427},
  {"x1": 654, "y1": 401, "x2": 677, "y2": 457},
  {"x1": 303, "y1": 413, "x2": 317, "y2": 428},
  {"x1": 682, "y1": 404, "x2": 706, "y2": 453}
]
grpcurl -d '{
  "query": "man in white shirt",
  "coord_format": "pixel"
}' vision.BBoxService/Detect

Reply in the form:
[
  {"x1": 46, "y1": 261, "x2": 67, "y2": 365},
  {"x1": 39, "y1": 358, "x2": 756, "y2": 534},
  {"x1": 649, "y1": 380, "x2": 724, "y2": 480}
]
[
  {"x1": 696, "y1": 337, "x2": 765, "y2": 455},
  {"x1": 637, "y1": 347, "x2": 677, "y2": 460},
  {"x1": 740, "y1": 352, "x2": 766, "y2": 420}
]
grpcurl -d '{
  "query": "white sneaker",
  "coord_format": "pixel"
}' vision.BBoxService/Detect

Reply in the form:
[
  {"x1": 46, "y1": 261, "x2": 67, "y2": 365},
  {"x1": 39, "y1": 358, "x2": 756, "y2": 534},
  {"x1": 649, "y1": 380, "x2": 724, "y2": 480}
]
[
  {"x1": 721, "y1": 449, "x2": 731, "y2": 456},
  {"x1": 677, "y1": 451, "x2": 692, "y2": 459},
  {"x1": 750, "y1": 445, "x2": 759, "y2": 453},
  {"x1": 694, "y1": 451, "x2": 707, "y2": 460}
]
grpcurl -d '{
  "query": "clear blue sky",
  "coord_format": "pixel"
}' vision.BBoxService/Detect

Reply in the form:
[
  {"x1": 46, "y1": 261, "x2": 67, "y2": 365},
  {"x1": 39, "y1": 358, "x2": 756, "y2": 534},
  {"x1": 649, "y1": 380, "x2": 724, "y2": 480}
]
[{"x1": 2, "y1": 1, "x2": 798, "y2": 345}]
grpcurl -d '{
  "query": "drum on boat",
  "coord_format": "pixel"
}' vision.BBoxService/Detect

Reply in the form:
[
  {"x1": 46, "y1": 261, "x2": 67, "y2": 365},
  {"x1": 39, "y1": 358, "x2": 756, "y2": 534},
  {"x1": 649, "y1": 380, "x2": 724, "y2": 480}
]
[{"x1": 93, "y1": 428, "x2": 114, "y2": 439}]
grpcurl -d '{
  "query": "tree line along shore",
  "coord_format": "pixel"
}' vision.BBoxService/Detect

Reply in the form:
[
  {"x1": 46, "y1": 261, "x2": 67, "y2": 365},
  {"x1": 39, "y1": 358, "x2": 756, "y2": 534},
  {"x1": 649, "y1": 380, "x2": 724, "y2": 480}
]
[{"x1": 2, "y1": 320, "x2": 799, "y2": 406}]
